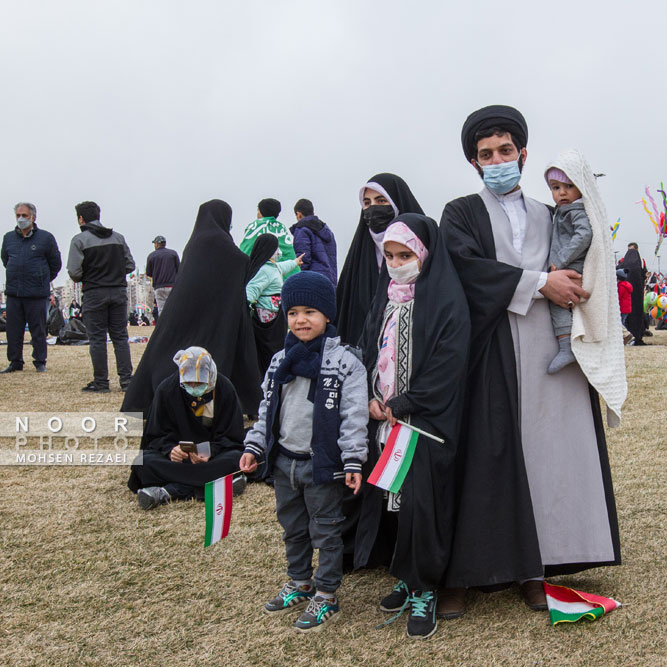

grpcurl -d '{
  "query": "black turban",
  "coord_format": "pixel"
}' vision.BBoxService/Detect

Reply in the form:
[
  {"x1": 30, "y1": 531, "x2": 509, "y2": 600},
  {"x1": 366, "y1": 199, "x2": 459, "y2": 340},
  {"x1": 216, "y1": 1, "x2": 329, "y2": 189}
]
[
  {"x1": 461, "y1": 105, "x2": 528, "y2": 162},
  {"x1": 258, "y1": 198, "x2": 281, "y2": 218}
]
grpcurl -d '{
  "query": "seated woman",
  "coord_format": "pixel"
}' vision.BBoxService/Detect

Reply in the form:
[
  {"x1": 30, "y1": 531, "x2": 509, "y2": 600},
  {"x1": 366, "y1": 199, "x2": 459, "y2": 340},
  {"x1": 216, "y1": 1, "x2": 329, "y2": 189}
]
[{"x1": 130, "y1": 346, "x2": 246, "y2": 509}]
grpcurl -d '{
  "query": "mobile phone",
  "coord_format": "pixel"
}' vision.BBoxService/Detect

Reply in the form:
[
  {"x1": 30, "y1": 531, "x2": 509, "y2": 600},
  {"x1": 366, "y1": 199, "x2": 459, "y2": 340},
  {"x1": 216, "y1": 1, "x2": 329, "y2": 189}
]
[{"x1": 178, "y1": 441, "x2": 196, "y2": 453}]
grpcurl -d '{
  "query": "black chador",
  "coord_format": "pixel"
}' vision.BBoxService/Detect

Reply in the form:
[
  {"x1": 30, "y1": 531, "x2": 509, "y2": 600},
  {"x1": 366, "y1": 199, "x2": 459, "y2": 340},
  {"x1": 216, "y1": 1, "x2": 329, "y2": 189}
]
[
  {"x1": 354, "y1": 214, "x2": 470, "y2": 591},
  {"x1": 619, "y1": 247, "x2": 645, "y2": 343},
  {"x1": 121, "y1": 200, "x2": 262, "y2": 416},
  {"x1": 336, "y1": 173, "x2": 423, "y2": 346},
  {"x1": 128, "y1": 373, "x2": 244, "y2": 498}
]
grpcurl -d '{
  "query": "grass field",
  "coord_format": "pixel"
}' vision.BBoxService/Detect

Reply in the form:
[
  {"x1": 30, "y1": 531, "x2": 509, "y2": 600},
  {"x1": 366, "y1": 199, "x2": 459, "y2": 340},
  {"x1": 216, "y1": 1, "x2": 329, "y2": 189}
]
[{"x1": 0, "y1": 326, "x2": 665, "y2": 666}]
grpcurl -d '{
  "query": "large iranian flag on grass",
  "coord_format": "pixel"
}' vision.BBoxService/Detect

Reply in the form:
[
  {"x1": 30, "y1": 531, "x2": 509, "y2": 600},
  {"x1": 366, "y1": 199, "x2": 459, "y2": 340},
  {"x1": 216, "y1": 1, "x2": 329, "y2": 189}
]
[
  {"x1": 204, "y1": 475, "x2": 233, "y2": 547},
  {"x1": 368, "y1": 423, "x2": 418, "y2": 494},
  {"x1": 544, "y1": 582, "x2": 621, "y2": 626}
]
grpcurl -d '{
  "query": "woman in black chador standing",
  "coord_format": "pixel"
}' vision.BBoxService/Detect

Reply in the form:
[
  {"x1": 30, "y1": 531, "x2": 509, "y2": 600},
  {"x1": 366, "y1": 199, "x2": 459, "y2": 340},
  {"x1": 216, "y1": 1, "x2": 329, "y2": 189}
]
[
  {"x1": 121, "y1": 199, "x2": 261, "y2": 417},
  {"x1": 336, "y1": 173, "x2": 423, "y2": 346}
]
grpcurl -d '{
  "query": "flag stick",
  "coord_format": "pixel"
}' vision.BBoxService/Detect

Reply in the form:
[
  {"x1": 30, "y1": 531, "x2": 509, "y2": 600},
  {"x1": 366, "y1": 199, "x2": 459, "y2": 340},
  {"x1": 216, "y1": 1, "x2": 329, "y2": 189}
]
[
  {"x1": 226, "y1": 460, "x2": 265, "y2": 477},
  {"x1": 396, "y1": 420, "x2": 445, "y2": 444}
]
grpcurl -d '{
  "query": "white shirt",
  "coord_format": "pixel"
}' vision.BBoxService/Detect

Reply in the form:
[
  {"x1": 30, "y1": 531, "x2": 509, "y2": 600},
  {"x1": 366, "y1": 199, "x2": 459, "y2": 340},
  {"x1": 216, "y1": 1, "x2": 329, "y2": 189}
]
[{"x1": 491, "y1": 187, "x2": 547, "y2": 294}]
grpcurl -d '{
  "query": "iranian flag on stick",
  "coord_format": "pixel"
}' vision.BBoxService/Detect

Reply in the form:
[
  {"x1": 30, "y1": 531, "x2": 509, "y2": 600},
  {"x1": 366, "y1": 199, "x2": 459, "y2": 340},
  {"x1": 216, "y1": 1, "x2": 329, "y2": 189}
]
[
  {"x1": 368, "y1": 423, "x2": 418, "y2": 494},
  {"x1": 544, "y1": 582, "x2": 621, "y2": 626},
  {"x1": 204, "y1": 474, "x2": 233, "y2": 547}
]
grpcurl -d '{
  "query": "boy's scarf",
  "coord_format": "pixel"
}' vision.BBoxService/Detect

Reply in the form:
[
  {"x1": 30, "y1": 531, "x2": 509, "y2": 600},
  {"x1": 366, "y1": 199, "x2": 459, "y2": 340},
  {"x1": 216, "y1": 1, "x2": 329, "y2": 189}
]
[{"x1": 273, "y1": 324, "x2": 337, "y2": 386}]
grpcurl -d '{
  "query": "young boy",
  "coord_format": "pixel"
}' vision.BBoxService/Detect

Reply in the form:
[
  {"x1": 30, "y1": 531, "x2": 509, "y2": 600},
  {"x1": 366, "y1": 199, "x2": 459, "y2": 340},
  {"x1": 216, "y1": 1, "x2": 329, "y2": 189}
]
[
  {"x1": 545, "y1": 167, "x2": 593, "y2": 373},
  {"x1": 240, "y1": 271, "x2": 368, "y2": 632}
]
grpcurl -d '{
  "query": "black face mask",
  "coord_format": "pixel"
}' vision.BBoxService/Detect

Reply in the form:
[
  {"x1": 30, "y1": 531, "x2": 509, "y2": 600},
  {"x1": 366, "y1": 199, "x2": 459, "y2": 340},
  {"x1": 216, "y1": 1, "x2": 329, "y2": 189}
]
[{"x1": 363, "y1": 204, "x2": 396, "y2": 233}]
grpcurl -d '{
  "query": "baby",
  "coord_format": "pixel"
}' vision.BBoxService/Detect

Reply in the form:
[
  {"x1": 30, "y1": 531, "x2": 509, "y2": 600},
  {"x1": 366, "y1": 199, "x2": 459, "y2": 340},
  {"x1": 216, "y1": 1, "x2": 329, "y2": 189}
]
[{"x1": 545, "y1": 167, "x2": 593, "y2": 374}]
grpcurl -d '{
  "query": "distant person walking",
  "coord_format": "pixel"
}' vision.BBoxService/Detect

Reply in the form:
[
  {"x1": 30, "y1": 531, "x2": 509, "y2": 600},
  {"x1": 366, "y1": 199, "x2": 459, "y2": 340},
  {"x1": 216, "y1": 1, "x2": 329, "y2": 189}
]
[
  {"x1": 620, "y1": 243, "x2": 646, "y2": 346},
  {"x1": 66, "y1": 201, "x2": 135, "y2": 392},
  {"x1": 290, "y1": 198, "x2": 337, "y2": 285},
  {"x1": 146, "y1": 235, "x2": 180, "y2": 314},
  {"x1": 1, "y1": 202, "x2": 61, "y2": 373},
  {"x1": 240, "y1": 198, "x2": 299, "y2": 278}
]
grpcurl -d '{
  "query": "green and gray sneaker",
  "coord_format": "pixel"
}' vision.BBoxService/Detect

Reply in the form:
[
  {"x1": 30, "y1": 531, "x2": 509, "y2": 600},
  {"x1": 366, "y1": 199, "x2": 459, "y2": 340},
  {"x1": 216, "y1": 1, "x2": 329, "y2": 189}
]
[
  {"x1": 380, "y1": 580, "x2": 409, "y2": 612},
  {"x1": 294, "y1": 594, "x2": 340, "y2": 633},
  {"x1": 406, "y1": 590, "x2": 437, "y2": 640},
  {"x1": 264, "y1": 581, "x2": 313, "y2": 615}
]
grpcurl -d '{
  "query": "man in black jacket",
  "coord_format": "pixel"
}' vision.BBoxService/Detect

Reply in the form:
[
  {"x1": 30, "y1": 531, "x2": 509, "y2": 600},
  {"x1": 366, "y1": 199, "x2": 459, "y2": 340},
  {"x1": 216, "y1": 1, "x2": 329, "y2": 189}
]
[
  {"x1": 67, "y1": 201, "x2": 135, "y2": 392},
  {"x1": 1, "y1": 202, "x2": 61, "y2": 373},
  {"x1": 145, "y1": 235, "x2": 180, "y2": 314}
]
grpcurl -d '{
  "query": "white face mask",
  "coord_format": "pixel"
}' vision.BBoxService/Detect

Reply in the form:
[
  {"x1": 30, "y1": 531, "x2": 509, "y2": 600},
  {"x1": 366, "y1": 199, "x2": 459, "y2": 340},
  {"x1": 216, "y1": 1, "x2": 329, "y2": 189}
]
[
  {"x1": 17, "y1": 217, "x2": 32, "y2": 230},
  {"x1": 386, "y1": 259, "x2": 420, "y2": 284}
]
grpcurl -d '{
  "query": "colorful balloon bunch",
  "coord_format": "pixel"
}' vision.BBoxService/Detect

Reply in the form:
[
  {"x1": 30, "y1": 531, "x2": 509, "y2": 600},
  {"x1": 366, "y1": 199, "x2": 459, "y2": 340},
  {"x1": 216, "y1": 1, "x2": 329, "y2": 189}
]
[
  {"x1": 644, "y1": 288, "x2": 667, "y2": 320},
  {"x1": 636, "y1": 183, "x2": 667, "y2": 256}
]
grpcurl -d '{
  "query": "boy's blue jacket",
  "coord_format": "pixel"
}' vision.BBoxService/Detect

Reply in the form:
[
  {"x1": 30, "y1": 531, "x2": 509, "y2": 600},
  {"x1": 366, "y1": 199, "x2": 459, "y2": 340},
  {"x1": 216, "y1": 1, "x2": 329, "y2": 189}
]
[{"x1": 244, "y1": 336, "x2": 369, "y2": 484}]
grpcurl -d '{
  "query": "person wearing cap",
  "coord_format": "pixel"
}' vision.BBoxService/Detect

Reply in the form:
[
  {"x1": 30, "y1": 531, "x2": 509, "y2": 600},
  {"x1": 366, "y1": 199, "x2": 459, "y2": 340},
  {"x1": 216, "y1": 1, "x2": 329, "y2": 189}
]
[
  {"x1": 240, "y1": 271, "x2": 368, "y2": 633},
  {"x1": 438, "y1": 105, "x2": 621, "y2": 617},
  {"x1": 239, "y1": 198, "x2": 299, "y2": 278},
  {"x1": 146, "y1": 235, "x2": 180, "y2": 315},
  {"x1": 130, "y1": 345, "x2": 246, "y2": 509}
]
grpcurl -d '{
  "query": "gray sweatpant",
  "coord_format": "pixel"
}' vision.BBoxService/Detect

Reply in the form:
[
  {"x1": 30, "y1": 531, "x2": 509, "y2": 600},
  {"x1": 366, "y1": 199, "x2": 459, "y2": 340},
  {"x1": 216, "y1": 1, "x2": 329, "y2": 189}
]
[
  {"x1": 153, "y1": 286, "x2": 173, "y2": 314},
  {"x1": 273, "y1": 453, "x2": 345, "y2": 593}
]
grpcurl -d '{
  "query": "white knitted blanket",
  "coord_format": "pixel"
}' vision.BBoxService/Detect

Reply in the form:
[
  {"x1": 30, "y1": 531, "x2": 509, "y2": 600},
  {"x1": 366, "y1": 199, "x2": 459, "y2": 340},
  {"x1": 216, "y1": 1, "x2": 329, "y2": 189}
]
[{"x1": 545, "y1": 149, "x2": 627, "y2": 426}]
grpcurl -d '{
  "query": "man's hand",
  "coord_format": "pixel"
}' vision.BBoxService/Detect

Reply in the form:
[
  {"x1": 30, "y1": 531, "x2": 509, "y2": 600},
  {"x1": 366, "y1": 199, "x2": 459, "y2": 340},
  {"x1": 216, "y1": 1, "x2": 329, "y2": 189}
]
[
  {"x1": 170, "y1": 445, "x2": 188, "y2": 462},
  {"x1": 369, "y1": 399, "x2": 386, "y2": 421},
  {"x1": 240, "y1": 453, "x2": 258, "y2": 473},
  {"x1": 345, "y1": 472, "x2": 362, "y2": 494},
  {"x1": 539, "y1": 269, "x2": 590, "y2": 309},
  {"x1": 189, "y1": 452, "x2": 210, "y2": 464},
  {"x1": 295, "y1": 253, "x2": 305, "y2": 267}
]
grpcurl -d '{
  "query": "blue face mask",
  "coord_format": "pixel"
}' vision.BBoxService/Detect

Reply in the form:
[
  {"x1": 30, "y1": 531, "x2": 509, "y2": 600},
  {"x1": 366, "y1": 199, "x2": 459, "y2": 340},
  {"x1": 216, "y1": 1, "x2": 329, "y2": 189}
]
[
  {"x1": 184, "y1": 383, "x2": 208, "y2": 397},
  {"x1": 482, "y1": 159, "x2": 522, "y2": 195}
]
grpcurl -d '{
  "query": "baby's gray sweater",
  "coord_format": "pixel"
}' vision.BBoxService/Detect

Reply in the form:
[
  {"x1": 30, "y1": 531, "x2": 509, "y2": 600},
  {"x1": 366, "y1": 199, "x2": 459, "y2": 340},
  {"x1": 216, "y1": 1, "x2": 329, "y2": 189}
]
[{"x1": 548, "y1": 200, "x2": 592, "y2": 272}]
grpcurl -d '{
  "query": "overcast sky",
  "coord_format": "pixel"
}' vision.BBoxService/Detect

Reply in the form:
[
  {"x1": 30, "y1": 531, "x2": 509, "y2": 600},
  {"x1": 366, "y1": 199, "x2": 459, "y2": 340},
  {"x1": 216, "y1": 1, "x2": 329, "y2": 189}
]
[{"x1": 2, "y1": 0, "x2": 666, "y2": 286}]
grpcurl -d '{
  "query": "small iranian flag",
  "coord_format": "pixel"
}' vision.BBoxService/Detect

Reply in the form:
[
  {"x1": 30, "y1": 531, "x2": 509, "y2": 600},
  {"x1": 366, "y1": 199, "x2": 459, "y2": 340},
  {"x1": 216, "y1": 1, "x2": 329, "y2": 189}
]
[
  {"x1": 544, "y1": 582, "x2": 621, "y2": 626},
  {"x1": 368, "y1": 423, "x2": 418, "y2": 494},
  {"x1": 204, "y1": 474, "x2": 233, "y2": 547}
]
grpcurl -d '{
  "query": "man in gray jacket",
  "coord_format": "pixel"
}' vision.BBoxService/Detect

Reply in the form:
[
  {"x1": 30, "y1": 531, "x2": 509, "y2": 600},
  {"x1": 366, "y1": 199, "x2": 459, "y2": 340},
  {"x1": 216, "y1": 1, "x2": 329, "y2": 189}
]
[{"x1": 67, "y1": 201, "x2": 135, "y2": 392}]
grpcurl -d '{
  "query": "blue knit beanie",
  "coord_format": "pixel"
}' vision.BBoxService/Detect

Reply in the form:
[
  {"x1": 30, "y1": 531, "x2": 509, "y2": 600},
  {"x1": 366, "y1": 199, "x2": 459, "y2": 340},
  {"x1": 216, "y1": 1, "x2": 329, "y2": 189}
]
[{"x1": 282, "y1": 272, "x2": 336, "y2": 321}]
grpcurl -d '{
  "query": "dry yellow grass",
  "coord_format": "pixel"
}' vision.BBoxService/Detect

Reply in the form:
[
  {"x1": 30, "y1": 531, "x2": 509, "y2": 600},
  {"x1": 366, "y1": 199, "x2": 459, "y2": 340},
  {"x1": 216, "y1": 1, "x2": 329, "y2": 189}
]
[{"x1": 0, "y1": 326, "x2": 665, "y2": 666}]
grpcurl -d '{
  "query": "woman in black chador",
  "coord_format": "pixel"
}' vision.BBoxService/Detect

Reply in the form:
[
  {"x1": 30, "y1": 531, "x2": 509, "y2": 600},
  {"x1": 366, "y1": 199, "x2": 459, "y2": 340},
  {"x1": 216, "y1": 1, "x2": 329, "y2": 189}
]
[
  {"x1": 619, "y1": 246, "x2": 646, "y2": 345},
  {"x1": 129, "y1": 346, "x2": 244, "y2": 508},
  {"x1": 121, "y1": 200, "x2": 262, "y2": 417},
  {"x1": 335, "y1": 173, "x2": 423, "y2": 345}
]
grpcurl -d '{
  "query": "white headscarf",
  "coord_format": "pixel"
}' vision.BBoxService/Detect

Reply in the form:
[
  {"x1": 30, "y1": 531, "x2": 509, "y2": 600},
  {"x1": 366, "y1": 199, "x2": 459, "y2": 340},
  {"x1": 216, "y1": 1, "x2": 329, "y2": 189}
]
[
  {"x1": 544, "y1": 149, "x2": 627, "y2": 426},
  {"x1": 173, "y1": 346, "x2": 217, "y2": 391}
]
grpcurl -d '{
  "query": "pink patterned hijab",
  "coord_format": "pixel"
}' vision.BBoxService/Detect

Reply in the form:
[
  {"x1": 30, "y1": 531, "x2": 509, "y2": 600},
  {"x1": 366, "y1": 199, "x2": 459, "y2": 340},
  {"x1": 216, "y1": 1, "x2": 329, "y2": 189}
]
[{"x1": 382, "y1": 221, "x2": 429, "y2": 302}]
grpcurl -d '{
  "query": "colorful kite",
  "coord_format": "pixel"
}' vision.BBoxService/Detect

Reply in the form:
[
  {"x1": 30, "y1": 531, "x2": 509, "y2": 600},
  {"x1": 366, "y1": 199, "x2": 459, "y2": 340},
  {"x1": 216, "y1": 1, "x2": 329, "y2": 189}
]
[{"x1": 636, "y1": 183, "x2": 667, "y2": 256}]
